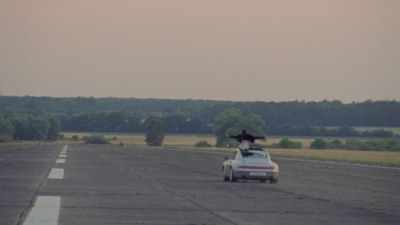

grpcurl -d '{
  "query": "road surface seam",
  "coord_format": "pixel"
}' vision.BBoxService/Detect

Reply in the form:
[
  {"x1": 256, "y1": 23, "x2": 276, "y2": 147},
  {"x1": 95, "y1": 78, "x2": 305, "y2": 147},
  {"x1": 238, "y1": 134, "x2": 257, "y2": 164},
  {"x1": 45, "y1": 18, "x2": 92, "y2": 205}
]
[{"x1": 129, "y1": 168, "x2": 240, "y2": 225}]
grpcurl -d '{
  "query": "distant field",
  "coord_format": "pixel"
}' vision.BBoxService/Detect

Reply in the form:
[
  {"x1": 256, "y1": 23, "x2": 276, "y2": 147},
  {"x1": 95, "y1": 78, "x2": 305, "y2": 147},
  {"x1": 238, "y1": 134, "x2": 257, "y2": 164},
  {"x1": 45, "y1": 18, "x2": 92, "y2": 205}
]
[
  {"x1": 61, "y1": 132, "x2": 318, "y2": 149},
  {"x1": 61, "y1": 132, "x2": 320, "y2": 148},
  {"x1": 353, "y1": 127, "x2": 400, "y2": 135},
  {"x1": 326, "y1": 126, "x2": 400, "y2": 135},
  {"x1": 58, "y1": 132, "x2": 400, "y2": 167},
  {"x1": 61, "y1": 132, "x2": 217, "y2": 146}
]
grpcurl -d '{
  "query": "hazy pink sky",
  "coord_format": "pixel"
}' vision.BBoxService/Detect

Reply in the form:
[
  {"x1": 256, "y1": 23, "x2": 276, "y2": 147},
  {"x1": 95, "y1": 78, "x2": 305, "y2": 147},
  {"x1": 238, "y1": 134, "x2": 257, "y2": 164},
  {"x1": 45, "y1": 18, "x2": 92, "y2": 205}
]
[{"x1": 1, "y1": 0, "x2": 399, "y2": 102}]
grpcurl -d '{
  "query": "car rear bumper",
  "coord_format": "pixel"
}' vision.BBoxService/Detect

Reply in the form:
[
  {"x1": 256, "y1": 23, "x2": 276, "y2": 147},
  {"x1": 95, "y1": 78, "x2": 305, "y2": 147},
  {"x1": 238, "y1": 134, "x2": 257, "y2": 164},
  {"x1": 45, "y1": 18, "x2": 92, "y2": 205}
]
[{"x1": 234, "y1": 170, "x2": 278, "y2": 180}]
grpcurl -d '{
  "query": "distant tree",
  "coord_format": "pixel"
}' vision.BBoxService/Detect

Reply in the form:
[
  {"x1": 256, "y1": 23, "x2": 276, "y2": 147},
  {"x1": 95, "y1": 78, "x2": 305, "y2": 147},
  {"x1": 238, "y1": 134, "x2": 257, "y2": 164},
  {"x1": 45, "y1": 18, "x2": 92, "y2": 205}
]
[
  {"x1": 214, "y1": 108, "x2": 265, "y2": 147},
  {"x1": 12, "y1": 116, "x2": 29, "y2": 140},
  {"x1": 0, "y1": 114, "x2": 14, "y2": 137},
  {"x1": 106, "y1": 111, "x2": 128, "y2": 132},
  {"x1": 73, "y1": 96, "x2": 96, "y2": 112},
  {"x1": 162, "y1": 106, "x2": 173, "y2": 116},
  {"x1": 24, "y1": 100, "x2": 41, "y2": 111},
  {"x1": 26, "y1": 116, "x2": 50, "y2": 140},
  {"x1": 145, "y1": 119, "x2": 165, "y2": 146},
  {"x1": 6, "y1": 112, "x2": 59, "y2": 141},
  {"x1": 47, "y1": 116, "x2": 60, "y2": 140},
  {"x1": 214, "y1": 108, "x2": 243, "y2": 147},
  {"x1": 126, "y1": 113, "x2": 142, "y2": 132},
  {"x1": 163, "y1": 115, "x2": 186, "y2": 133},
  {"x1": 0, "y1": 114, "x2": 14, "y2": 142},
  {"x1": 186, "y1": 118, "x2": 211, "y2": 134}
]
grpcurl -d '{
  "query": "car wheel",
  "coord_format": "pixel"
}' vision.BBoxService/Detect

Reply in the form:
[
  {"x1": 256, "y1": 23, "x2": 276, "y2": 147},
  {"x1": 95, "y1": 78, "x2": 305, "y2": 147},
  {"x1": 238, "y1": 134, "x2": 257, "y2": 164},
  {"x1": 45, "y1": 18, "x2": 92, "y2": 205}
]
[
  {"x1": 229, "y1": 168, "x2": 238, "y2": 182},
  {"x1": 223, "y1": 167, "x2": 229, "y2": 181},
  {"x1": 270, "y1": 177, "x2": 278, "y2": 184}
]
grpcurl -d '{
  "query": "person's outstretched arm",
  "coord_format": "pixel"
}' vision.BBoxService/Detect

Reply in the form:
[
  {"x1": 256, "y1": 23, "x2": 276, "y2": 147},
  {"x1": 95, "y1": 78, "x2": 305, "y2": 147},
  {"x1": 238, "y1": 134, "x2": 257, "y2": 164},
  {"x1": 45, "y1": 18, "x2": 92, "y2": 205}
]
[{"x1": 226, "y1": 133, "x2": 239, "y2": 140}]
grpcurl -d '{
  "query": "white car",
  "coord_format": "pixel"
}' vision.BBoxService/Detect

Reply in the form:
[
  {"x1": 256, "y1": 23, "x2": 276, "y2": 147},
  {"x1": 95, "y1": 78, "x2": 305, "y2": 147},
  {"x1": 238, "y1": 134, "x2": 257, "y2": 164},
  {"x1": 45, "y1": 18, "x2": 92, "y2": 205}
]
[{"x1": 222, "y1": 148, "x2": 279, "y2": 183}]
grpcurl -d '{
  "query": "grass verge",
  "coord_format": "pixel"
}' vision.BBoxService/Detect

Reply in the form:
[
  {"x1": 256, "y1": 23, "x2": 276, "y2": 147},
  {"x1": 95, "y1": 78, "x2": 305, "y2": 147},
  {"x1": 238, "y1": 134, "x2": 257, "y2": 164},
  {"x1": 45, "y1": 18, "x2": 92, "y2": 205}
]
[
  {"x1": 170, "y1": 146, "x2": 400, "y2": 167},
  {"x1": 3, "y1": 132, "x2": 399, "y2": 167}
]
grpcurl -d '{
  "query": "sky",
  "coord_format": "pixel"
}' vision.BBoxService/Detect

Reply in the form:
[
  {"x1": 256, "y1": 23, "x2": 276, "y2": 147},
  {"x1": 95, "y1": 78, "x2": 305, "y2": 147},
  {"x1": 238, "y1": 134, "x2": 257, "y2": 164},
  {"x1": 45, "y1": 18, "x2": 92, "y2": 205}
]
[{"x1": 0, "y1": 0, "x2": 399, "y2": 103}]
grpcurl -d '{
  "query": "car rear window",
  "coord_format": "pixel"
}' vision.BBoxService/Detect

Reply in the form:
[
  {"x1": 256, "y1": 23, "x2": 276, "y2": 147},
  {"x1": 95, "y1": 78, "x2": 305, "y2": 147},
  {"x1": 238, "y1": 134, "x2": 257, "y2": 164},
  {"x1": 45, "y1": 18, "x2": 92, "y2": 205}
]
[{"x1": 240, "y1": 150, "x2": 267, "y2": 158}]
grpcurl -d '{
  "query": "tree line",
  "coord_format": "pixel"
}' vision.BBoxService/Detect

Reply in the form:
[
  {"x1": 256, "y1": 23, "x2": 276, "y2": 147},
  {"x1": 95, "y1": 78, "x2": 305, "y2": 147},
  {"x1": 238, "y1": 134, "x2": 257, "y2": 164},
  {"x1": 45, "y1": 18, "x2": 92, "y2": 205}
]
[
  {"x1": 0, "y1": 96, "x2": 399, "y2": 141},
  {"x1": 0, "y1": 110, "x2": 60, "y2": 142},
  {"x1": 211, "y1": 108, "x2": 400, "y2": 151},
  {"x1": 264, "y1": 123, "x2": 395, "y2": 137},
  {"x1": 60, "y1": 112, "x2": 212, "y2": 134},
  {"x1": 60, "y1": 111, "x2": 396, "y2": 138},
  {"x1": 1, "y1": 97, "x2": 400, "y2": 127},
  {"x1": 0, "y1": 108, "x2": 398, "y2": 145}
]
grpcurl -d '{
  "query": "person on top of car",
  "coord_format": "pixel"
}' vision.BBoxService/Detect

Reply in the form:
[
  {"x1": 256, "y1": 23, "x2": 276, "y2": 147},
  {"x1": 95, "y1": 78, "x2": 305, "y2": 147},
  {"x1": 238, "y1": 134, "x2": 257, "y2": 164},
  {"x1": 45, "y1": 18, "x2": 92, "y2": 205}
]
[{"x1": 225, "y1": 129, "x2": 265, "y2": 150}]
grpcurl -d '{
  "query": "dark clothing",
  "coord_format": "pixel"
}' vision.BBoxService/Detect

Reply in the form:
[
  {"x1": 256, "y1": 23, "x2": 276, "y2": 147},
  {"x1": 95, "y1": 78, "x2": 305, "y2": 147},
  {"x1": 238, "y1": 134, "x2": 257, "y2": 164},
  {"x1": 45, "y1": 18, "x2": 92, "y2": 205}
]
[{"x1": 228, "y1": 133, "x2": 264, "y2": 143}]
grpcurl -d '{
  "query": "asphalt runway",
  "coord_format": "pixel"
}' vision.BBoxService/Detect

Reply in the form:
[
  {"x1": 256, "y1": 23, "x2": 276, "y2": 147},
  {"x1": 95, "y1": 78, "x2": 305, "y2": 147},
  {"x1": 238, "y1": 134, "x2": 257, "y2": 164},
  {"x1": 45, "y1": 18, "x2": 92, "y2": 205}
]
[{"x1": 1, "y1": 145, "x2": 399, "y2": 225}]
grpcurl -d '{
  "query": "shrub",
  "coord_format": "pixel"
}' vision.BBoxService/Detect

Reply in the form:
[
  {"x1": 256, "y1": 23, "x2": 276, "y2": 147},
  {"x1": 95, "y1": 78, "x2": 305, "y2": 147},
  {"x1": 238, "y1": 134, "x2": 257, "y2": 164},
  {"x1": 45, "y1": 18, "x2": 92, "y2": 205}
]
[
  {"x1": 72, "y1": 135, "x2": 79, "y2": 140},
  {"x1": 344, "y1": 139, "x2": 400, "y2": 151},
  {"x1": 278, "y1": 138, "x2": 302, "y2": 149},
  {"x1": 310, "y1": 138, "x2": 329, "y2": 149},
  {"x1": 221, "y1": 139, "x2": 239, "y2": 148},
  {"x1": 330, "y1": 139, "x2": 343, "y2": 149},
  {"x1": 195, "y1": 141, "x2": 212, "y2": 147},
  {"x1": 0, "y1": 134, "x2": 12, "y2": 143},
  {"x1": 84, "y1": 135, "x2": 110, "y2": 144}
]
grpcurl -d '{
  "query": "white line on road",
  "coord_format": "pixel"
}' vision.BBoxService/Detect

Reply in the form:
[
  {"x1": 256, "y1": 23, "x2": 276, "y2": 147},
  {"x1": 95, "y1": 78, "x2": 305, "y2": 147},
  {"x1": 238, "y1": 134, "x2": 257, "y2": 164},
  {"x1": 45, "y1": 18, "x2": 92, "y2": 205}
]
[
  {"x1": 56, "y1": 158, "x2": 66, "y2": 164},
  {"x1": 60, "y1": 145, "x2": 68, "y2": 154},
  {"x1": 59, "y1": 146, "x2": 67, "y2": 158},
  {"x1": 48, "y1": 168, "x2": 64, "y2": 179},
  {"x1": 22, "y1": 145, "x2": 68, "y2": 224},
  {"x1": 22, "y1": 196, "x2": 61, "y2": 225}
]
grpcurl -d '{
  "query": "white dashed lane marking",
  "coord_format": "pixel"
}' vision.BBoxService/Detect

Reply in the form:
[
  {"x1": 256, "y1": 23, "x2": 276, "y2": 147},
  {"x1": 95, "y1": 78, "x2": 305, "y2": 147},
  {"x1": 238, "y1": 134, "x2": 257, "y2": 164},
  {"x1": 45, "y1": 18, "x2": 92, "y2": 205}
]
[
  {"x1": 56, "y1": 145, "x2": 68, "y2": 163},
  {"x1": 22, "y1": 145, "x2": 68, "y2": 225},
  {"x1": 61, "y1": 145, "x2": 68, "y2": 153},
  {"x1": 56, "y1": 159, "x2": 66, "y2": 164},
  {"x1": 22, "y1": 196, "x2": 61, "y2": 225},
  {"x1": 48, "y1": 168, "x2": 64, "y2": 179}
]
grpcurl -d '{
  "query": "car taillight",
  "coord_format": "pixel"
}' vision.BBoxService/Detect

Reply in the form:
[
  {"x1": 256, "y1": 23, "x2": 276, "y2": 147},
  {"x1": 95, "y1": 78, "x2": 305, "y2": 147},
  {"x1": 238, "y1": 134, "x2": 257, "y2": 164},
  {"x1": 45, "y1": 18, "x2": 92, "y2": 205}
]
[{"x1": 238, "y1": 166, "x2": 274, "y2": 170}]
